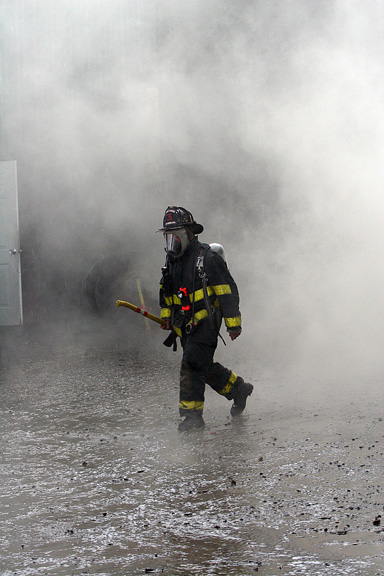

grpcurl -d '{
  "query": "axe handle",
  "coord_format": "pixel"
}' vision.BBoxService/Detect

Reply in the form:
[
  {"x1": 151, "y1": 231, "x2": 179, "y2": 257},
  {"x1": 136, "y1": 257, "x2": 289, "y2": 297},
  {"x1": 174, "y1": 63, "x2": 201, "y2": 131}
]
[{"x1": 116, "y1": 300, "x2": 166, "y2": 326}]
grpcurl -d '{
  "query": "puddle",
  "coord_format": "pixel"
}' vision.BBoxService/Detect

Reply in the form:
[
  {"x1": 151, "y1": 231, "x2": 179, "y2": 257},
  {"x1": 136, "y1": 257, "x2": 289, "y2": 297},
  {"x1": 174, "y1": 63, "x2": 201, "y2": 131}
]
[{"x1": 1, "y1": 337, "x2": 384, "y2": 575}]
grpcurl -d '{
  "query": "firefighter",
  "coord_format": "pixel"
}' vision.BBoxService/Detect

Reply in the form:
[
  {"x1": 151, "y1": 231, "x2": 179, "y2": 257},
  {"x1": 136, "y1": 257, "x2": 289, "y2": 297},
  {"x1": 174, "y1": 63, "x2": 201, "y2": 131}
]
[{"x1": 158, "y1": 206, "x2": 253, "y2": 431}]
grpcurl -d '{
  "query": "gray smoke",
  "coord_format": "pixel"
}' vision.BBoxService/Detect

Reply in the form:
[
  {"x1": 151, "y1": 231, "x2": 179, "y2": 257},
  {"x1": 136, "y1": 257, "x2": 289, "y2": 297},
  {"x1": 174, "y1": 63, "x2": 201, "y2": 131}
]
[{"x1": 1, "y1": 1, "x2": 383, "y2": 382}]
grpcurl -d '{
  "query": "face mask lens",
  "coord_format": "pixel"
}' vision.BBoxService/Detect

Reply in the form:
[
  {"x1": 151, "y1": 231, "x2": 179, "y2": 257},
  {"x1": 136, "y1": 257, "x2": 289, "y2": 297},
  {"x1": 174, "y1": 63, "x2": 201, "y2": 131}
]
[{"x1": 164, "y1": 233, "x2": 181, "y2": 255}]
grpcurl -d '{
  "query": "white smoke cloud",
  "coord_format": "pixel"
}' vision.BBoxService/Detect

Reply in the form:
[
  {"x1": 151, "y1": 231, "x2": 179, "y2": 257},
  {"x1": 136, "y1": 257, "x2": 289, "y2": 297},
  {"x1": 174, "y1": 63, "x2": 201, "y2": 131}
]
[
  {"x1": 1, "y1": 0, "x2": 383, "y2": 380},
  {"x1": 236, "y1": 1, "x2": 384, "y2": 382}
]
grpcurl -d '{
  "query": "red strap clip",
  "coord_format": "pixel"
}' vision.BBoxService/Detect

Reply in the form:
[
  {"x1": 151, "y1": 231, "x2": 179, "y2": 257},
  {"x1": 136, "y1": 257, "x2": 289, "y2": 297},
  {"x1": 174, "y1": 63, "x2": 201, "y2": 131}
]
[{"x1": 179, "y1": 287, "x2": 191, "y2": 311}]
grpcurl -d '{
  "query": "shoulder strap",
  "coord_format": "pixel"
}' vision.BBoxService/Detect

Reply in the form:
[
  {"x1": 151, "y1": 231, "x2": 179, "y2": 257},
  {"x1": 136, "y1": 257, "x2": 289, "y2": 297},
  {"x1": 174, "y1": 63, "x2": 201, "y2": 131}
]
[
  {"x1": 196, "y1": 244, "x2": 210, "y2": 278},
  {"x1": 195, "y1": 245, "x2": 216, "y2": 332},
  {"x1": 196, "y1": 244, "x2": 226, "y2": 344}
]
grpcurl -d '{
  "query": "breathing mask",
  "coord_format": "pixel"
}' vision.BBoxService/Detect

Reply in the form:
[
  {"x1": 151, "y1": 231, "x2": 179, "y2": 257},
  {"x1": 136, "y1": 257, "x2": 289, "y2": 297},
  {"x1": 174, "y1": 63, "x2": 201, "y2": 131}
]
[{"x1": 164, "y1": 228, "x2": 190, "y2": 258}]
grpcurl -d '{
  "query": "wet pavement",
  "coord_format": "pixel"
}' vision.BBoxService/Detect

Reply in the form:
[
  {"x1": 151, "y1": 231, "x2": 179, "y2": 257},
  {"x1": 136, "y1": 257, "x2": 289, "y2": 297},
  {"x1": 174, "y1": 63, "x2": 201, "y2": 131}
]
[{"x1": 1, "y1": 323, "x2": 384, "y2": 575}]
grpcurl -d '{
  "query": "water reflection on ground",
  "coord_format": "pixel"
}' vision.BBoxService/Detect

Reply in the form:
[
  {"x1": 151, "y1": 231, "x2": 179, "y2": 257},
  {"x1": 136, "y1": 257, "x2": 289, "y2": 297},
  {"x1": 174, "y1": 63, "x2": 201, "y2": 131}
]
[{"x1": 1, "y1": 328, "x2": 384, "y2": 575}]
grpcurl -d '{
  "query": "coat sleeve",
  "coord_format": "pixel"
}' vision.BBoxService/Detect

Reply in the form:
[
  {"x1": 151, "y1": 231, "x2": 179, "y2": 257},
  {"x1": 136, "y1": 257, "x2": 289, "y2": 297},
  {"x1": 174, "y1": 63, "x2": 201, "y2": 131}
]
[
  {"x1": 159, "y1": 278, "x2": 172, "y2": 320},
  {"x1": 205, "y1": 251, "x2": 242, "y2": 332}
]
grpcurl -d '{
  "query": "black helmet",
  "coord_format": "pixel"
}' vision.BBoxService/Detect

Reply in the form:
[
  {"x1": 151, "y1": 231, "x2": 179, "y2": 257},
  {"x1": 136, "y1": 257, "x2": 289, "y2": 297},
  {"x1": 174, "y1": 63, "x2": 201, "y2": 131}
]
[{"x1": 158, "y1": 206, "x2": 204, "y2": 234}]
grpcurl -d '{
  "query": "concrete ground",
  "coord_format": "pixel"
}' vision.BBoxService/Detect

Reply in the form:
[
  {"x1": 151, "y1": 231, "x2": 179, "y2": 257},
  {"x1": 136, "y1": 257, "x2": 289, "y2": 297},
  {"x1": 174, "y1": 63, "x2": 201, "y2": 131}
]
[{"x1": 1, "y1": 321, "x2": 384, "y2": 575}]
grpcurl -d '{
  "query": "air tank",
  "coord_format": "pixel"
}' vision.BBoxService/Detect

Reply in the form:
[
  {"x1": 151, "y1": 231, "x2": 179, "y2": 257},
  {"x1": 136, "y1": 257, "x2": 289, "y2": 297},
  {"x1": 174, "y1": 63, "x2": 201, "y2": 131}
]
[{"x1": 209, "y1": 243, "x2": 228, "y2": 269}]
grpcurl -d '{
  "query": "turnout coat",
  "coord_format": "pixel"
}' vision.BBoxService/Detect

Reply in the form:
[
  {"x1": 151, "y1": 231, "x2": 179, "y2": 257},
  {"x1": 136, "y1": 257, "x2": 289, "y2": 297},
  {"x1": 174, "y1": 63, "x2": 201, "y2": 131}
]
[{"x1": 159, "y1": 238, "x2": 242, "y2": 340}]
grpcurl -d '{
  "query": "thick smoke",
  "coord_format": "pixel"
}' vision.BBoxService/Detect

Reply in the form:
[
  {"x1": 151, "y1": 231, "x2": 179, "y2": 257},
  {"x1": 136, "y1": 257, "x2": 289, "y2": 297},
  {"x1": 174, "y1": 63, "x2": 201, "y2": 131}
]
[{"x1": 1, "y1": 1, "x2": 383, "y2": 382}]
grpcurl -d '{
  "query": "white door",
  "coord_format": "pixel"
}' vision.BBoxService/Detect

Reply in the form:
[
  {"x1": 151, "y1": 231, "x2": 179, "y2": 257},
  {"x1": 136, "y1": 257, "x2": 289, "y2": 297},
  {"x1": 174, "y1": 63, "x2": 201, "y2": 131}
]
[{"x1": 0, "y1": 161, "x2": 23, "y2": 326}]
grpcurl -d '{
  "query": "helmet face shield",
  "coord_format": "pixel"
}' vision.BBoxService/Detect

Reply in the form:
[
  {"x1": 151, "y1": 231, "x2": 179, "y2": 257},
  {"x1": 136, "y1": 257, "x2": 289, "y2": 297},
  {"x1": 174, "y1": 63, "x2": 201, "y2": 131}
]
[{"x1": 164, "y1": 228, "x2": 190, "y2": 257}]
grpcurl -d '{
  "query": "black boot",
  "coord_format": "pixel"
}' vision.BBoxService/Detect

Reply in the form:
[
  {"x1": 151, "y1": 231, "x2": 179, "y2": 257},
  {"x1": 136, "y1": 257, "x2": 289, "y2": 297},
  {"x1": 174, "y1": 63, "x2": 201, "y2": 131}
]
[
  {"x1": 178, "y1": 413, "x2": 205, "y2": 432},
  {"x1": 230, "y1": 379, "x2": 254, "y2": 417}
]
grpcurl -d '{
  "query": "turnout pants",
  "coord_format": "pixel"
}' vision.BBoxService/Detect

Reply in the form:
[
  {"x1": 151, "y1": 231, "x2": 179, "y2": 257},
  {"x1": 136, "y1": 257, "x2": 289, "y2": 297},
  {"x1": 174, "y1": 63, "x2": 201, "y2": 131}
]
[{"x1": 179, "y1": 320, "x2": 241, "y2": 416}]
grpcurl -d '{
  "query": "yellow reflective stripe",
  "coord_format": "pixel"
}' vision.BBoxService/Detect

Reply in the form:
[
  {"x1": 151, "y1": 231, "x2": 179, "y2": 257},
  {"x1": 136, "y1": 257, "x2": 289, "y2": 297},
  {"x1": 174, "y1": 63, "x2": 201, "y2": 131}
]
[
  {"x1": 174, "y1": 326, "x2": 182, "y2": 337},
  {"x1": 220, "y1": 371, "x2": 237, "y2": 395},
  {"x1": 225, "y1": 316, "x2": 242, "y2": 328},
  {"x1": 169, "y1": 288, "x2": 215, "y2": 304},
  {"x1": 165, "y1": 295, "x2": 183, "y2": 306},
  {"x1": 167, "y1": 287, "x2": 216, "y2": 306},
  {"x1": 191, "y1": 286, "x2": 214, "y2": 302},
  {"x1": 179, "y1": 400, "x2": 204, "y2": 411},
  {"x1": 213, "y1": 284, "x2": 232, "y2": 296},
  {"x1": 193, "y1": 309, "x2": 208, "y2": 323},
  {"x1": 162, "y1": 305, "x2": 210, "y2": 325},
  {"x1": 191, "y1": 288, "x2": 205, "y2": 303},
  {"x1": 161, "y1": 308, "x2": 171, "y2": 319}
]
